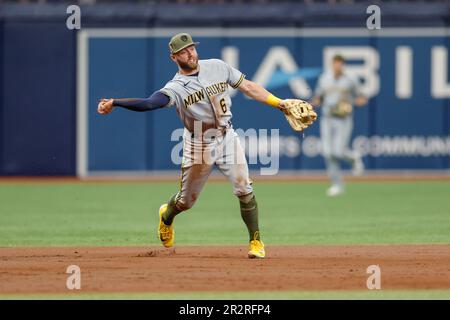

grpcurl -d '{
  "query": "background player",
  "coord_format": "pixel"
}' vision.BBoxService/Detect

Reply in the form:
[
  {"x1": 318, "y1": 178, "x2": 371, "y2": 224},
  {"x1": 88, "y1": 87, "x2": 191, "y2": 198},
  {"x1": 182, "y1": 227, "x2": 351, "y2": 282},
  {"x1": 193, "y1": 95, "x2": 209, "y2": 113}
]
[
  {"x1": 98, "y1": 32, "x2": 290, "y2": 259},
  {"x1": 312, "y1": 54, "x2": 367, "y2": 197}
]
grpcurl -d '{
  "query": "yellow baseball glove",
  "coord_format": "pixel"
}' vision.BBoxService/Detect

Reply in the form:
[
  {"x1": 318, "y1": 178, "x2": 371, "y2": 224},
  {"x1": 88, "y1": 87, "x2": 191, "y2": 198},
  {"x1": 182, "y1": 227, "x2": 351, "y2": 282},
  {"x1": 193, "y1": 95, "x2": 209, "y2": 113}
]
[{"x1": 282, "y1": 99, "x2": 318, "y2": 132}]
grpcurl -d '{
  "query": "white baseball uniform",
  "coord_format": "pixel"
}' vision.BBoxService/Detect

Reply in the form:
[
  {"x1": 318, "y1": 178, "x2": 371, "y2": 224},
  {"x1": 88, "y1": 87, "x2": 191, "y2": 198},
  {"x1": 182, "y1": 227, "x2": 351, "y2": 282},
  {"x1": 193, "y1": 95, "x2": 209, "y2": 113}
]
[{"x1": 159, "y1": 59, "x2": 252, "y2": 210}]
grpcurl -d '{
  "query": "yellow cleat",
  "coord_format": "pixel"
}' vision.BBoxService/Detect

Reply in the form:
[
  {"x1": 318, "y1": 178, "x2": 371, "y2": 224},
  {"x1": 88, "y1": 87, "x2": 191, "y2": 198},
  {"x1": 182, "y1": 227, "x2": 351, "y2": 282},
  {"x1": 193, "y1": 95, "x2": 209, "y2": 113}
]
[
  {"x1": 248, "y1": 239, "x2": 265, "y2": 259},
  {"x1": 157, "y1": 203, "x2": 174, "y2": 248}
]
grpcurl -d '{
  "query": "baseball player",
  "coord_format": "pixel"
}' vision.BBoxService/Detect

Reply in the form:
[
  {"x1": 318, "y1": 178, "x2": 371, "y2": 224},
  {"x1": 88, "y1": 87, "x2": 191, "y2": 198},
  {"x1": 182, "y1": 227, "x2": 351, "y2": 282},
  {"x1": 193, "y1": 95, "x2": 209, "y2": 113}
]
[
  {"x1": 312, "y1": 54, "x2": 367, "y2": 197},
  {"x1": 97, "y1": 33, "x2": 298, "y2": 259}
]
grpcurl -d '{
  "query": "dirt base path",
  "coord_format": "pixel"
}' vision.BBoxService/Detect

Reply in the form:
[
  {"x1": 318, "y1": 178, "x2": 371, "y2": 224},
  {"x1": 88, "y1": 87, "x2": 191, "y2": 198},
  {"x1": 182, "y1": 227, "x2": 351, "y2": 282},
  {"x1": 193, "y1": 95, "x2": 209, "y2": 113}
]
[{"x1": 1, "y1": 245, "x2": 449, "y2": 294}]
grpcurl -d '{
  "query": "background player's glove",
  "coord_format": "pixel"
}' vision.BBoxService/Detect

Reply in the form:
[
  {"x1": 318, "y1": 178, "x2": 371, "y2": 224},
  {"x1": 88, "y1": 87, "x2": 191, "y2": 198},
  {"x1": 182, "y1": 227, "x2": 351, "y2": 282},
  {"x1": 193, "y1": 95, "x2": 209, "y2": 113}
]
[
  {"x1": 330, "y1": 100, "x2": 353, "y2": 118},
  {"x1": 281, "y1": 99, "x2": 318, "y2": 132}
]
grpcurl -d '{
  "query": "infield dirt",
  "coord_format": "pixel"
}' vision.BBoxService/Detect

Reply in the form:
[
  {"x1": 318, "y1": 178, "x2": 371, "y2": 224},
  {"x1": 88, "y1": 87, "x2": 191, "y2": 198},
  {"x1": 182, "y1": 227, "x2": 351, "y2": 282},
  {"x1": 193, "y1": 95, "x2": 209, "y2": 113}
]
[{"x1": 1, "y1": 245, "x2": 449, "y2": 295}]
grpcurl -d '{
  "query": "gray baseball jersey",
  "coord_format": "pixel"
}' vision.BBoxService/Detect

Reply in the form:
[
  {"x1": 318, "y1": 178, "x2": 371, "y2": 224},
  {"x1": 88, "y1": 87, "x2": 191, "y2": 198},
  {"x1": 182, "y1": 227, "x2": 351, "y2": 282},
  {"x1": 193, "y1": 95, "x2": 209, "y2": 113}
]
[
  {"x1": 158, "y1": 58, "x2": 252, "y2": 210},
  {"x1": 314, "y1": 72, "x2": 362, "y2": 117},
  {"x1": 315, "y1": 71, "x2": 362, "y2": 188},
  {"x1": 159, "y1": 58, "x2": 245, "y2": 133}
]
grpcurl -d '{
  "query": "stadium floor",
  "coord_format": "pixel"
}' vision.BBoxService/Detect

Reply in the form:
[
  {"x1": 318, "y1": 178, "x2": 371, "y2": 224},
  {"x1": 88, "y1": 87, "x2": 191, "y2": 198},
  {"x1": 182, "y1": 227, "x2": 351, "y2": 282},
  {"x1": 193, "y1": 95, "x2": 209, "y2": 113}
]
[{"x1": 1, "y1": 179, "x2": 449, "y2": 299}]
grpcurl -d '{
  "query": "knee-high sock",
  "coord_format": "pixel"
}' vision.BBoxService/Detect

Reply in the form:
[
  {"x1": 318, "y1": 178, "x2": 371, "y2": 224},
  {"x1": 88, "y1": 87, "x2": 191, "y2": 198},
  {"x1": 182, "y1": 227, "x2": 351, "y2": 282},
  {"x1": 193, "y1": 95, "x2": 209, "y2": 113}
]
[
  {"x1": 325, "y1": 156, "x2": 343, "y2": 187},
  {"x1": 162, "y1": 193, "x2": 182, "y2": 225},
  {"x1": 239, "y1": 193, "x2": 260, "y2": 241}
]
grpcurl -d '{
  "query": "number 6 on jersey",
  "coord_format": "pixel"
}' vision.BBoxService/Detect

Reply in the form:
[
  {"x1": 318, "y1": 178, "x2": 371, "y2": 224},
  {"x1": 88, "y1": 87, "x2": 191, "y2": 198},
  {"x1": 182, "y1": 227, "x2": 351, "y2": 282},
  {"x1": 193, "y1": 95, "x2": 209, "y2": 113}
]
[{"x1": 219, "y1": 98, "x2": 227, "y2": 113}]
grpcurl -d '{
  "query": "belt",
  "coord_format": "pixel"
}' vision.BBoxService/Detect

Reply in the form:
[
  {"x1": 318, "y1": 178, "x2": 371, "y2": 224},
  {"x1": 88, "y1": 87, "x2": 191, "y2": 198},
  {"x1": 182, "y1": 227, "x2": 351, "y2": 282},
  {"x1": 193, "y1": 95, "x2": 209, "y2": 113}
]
[
  {"x1": 190, "y1": 126, "x2": 228, "y2": 140},
  {"x1": 190, "y1": 121, "x2": 231, "y2": 140}
]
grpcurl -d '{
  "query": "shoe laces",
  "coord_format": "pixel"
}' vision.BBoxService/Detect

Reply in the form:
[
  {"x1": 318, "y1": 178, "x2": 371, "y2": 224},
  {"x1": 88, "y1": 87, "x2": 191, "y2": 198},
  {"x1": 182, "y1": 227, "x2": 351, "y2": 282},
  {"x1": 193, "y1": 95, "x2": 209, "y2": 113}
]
[
  {"x1": 250, "y1": 240, "x2": 263, "y2": 251},
  {"x1": 250, "y1": 232, "x2": 263, "y2": 251},
  {"x1": 160, "y1": 224, "x2": 171, "y2": 240}
]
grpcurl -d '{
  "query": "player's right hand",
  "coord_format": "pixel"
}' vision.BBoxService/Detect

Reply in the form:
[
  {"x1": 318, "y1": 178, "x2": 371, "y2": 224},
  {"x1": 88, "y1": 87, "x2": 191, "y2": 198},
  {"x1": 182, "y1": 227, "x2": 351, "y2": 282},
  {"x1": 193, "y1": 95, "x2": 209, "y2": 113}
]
[{"x1": 97, "y1": 98, "x2": 114, "y2": 115}]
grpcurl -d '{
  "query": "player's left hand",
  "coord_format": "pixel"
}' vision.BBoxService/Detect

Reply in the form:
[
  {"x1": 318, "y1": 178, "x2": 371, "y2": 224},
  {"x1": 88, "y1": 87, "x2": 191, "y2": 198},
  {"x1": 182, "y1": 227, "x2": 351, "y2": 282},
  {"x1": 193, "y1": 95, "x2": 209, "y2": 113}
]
[
  {"x1": 277, "y1": 100, "x2": 287, "y2": 112},
  {"x1": 277, "y1": 99, "x2": 292, "y2": 115}
]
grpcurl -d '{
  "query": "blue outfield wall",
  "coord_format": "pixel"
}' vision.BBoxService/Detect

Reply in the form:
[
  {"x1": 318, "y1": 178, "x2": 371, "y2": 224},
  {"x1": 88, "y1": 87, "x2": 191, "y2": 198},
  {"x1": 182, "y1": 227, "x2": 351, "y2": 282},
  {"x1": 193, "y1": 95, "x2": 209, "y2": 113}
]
[
  {"x1": 83, "y1": 29, "x2": 450, "y2": 174},
  {"x1": 1, "y1": 3, "x2": 450, "y2": 175},
  {"x1": 1, "y1": 21, "x2": 77, "y2": 176}
]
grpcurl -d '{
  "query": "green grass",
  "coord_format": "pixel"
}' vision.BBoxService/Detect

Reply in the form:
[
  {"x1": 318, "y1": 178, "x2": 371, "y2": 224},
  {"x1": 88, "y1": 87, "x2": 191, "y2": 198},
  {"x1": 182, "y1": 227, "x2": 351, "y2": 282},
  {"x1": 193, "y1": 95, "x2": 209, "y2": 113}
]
[
  {"x1": 1, "y1": 290, "x2": 450, "y2": 300},
  {"x1": 0, "y1": 181, "x2": 449, "y2": 246},
  {"x1": 1, "y1": 181, "x2": 449, "y2": 300}
]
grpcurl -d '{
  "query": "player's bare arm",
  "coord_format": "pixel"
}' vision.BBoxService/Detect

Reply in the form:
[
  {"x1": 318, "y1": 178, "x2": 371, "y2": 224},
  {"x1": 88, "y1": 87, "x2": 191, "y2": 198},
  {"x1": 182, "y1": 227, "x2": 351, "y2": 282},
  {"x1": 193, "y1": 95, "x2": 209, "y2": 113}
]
[
  {"x1": 237, "y1": 78, "x2": 287, "y2": 110},
  {"x1": 237, "y1": 79, "x2": 278, "y2": 106},
  {"x1": 237, "y1": 78, "x2": 317, "y2": 131}
]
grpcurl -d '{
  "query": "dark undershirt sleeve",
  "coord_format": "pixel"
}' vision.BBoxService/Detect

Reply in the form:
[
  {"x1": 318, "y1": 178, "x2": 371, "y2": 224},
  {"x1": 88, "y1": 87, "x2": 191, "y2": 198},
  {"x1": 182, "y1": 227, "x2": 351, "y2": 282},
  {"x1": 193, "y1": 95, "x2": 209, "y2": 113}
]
[{"x1": 112, "y1": 91, "x2": 170, "y2": 112}]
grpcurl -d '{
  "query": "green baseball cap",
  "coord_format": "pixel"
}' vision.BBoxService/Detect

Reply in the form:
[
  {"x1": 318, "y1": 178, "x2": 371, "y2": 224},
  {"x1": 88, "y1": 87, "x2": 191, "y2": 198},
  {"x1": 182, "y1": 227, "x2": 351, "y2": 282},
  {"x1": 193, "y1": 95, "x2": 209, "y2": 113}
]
[{"x1": 168, "y1": 33, "x2": 199, "y2": 54}]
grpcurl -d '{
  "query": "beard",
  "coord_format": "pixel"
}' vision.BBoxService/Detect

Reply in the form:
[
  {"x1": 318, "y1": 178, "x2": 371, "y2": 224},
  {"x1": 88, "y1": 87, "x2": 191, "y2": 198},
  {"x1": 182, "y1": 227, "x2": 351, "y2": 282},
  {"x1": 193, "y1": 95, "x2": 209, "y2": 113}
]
[{"x1": 177, "y1": 56, "x2": 199, "y2": 72}]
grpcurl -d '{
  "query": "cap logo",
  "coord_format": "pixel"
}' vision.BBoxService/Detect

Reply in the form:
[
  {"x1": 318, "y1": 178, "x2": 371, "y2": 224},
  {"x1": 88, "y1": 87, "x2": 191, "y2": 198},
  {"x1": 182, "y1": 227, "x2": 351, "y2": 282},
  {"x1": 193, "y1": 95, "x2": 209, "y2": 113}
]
[{"x1": 181, "y1": 35, "x2": 188, "y2": 42}]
